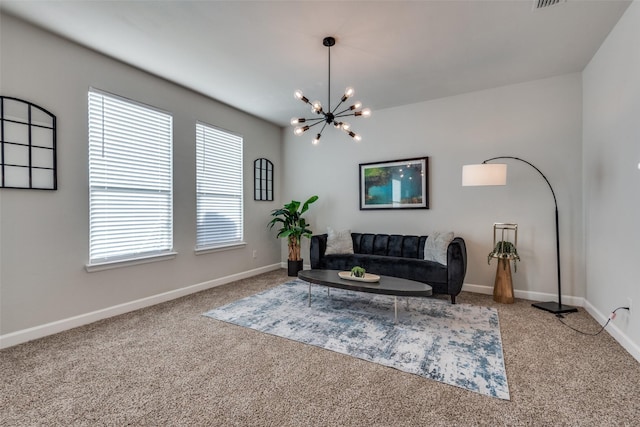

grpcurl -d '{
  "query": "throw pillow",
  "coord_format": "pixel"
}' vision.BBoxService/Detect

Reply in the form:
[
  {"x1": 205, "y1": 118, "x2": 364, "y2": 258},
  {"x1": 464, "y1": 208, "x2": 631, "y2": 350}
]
[
  {"x1": 424, "y1": 231, "x2": 454, "y2": 265},
  {"x1": 325, "y1": 227, "x2": 354, "y2": 255}
]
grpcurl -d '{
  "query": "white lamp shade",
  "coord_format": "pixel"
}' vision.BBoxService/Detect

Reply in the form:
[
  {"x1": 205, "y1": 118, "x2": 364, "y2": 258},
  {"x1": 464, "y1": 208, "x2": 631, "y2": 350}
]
[{"x1": 462, "y1": 163, "x2": 507, "y2": 186}]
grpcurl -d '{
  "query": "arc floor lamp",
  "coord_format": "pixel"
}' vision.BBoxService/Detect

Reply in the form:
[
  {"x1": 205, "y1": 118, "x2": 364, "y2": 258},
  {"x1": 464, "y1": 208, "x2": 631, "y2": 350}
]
[{"x1": 462, "y1": 156, "x2": 578, "y2": 315}]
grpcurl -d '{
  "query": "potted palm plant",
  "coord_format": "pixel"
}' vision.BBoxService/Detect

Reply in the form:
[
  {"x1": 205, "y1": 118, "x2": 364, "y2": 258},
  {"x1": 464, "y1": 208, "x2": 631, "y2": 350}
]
[{"x1": 268, "y1": 195, "x2": 318, "y2": 276}]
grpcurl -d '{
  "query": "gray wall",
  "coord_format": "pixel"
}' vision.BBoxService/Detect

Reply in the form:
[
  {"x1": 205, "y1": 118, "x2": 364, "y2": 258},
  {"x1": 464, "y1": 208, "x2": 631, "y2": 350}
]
[
  {"x1": 0, "y1": 14, "x2": 282, "y2": 336},
  {"x1": 284, "y1": 74, "x2": 584, "y2": 303},
  {"x1": 583, "y1": 1, "x2": 639, "y2": 355}
]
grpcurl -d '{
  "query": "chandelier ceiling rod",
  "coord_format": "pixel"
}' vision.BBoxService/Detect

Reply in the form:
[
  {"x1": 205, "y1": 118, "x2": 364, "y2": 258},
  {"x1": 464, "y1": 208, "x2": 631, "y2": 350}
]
[
  {"x1": 291, "y1": 36, "x2": 371, "y2": 145},
  {"x1": 326, "y1": 36, "x2": 332, "y2": 113}
]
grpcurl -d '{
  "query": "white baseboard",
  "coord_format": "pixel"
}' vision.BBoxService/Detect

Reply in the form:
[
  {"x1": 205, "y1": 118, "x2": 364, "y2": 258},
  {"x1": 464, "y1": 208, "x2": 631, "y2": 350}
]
[
  {"x1": 461, "y1": 282, "x2": 585, "y2": 307},
  {"x1": 0, "y1": 263, "x2": 282, "y2": 350},
  {"x1": 280, "y1": 261, "x2": 312, "y2": 270},
  {"x1": 461, "y1": 283, "x2": 494, "y2": 296}
]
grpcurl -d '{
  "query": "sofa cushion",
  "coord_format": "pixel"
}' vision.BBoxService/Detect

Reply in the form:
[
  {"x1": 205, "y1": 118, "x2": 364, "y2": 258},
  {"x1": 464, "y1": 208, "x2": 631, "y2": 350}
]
[
  {"x1": 318, "y1": 254, "x2": 359, "y2": 272},
  {"x1": 325, "y1": 227, "x2": 354, "y2": 255},
  {"x1": 317, "y1": 253, "x2": 448, "y2": 293},
  {"x1": 418, "y1": 236, "x2": 428, "y2": 259},
  {"x1": 388, "y1": 235, "x2": 404, "y2": 257},
  {"x1": 373, "y1": 235, "x2": 389, "y2": 255},
  {"x1": 424, "y1": 231, "x2": 454, "y2": 265},
  {"x1": 403, "y1": 235, "x2": 421, "y2": 259},
  {"x1": 359, "y1": 233, "x2": 376, "y2": 255}
]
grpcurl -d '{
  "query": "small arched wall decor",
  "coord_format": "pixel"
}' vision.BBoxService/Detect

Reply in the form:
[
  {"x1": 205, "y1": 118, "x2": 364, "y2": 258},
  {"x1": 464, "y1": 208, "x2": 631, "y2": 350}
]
[
  {"x1": 0, "y1": 96, "x2": 57, "y2": 190},
  {"x1": 254, "y1": 158, "x2": 273, "y2": 201}
]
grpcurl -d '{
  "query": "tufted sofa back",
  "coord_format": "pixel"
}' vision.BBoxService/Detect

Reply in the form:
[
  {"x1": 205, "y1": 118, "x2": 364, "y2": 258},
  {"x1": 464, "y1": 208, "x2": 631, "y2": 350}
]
[{"x1": 351, "y1": 233, "x2": 428, "y2": 259}]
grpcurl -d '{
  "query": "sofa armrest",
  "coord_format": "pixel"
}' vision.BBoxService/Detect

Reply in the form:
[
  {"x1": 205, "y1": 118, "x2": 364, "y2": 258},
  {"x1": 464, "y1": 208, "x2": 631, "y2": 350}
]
[
  {"x1": 310, "y1": 234, "x2": 328, "y2": 269},
  {"x1": 447, "y1": 237, "x2": 467, "y2": 297}
]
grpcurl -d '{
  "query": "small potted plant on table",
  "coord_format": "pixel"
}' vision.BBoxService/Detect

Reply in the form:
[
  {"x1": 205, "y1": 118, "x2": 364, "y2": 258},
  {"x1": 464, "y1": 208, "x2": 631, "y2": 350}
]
[
  {"x1": 351, "y1": 266, "x2": 366, "y2": 278},
  {"x1": 268, "y1": 195, "x2": 318, "y2": 276}
]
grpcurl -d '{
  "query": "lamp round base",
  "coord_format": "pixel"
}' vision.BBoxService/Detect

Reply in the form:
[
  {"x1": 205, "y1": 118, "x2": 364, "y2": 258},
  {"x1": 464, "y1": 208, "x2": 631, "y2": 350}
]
[{"x1": 532, "y1": 301, "x2": 578, "y2": 314}]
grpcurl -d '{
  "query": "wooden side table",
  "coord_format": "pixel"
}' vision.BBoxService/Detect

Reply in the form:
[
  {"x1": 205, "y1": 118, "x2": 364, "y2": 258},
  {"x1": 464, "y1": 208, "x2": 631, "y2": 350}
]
[
  {"x1": 490, "y1": 223, "x2": 518, "y2": 304},
  {"x1": 493, "y1": 256, "x2": 515, "y2": 304}
]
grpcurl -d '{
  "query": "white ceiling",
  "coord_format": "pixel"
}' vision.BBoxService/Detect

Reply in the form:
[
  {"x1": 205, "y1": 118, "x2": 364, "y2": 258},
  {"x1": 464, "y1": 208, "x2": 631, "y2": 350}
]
[{"x1": 0, "y1": 0, "x2": 631, "y2": 127}]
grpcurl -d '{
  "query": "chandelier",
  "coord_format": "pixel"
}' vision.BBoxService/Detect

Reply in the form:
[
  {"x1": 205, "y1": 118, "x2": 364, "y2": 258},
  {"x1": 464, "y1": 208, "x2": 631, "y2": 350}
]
[{"x1": 291, "y1": 36, "x2": 371, "y2": 145}]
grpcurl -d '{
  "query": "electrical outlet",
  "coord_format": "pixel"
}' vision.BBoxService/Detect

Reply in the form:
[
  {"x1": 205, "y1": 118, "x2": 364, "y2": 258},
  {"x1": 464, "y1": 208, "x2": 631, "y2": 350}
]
[
  {"x1": 252, "y1": 250, "x2": 257, "y2": 259},
  {"x1": 626, "y1": 297, "x2": 632, "y2": 313}
]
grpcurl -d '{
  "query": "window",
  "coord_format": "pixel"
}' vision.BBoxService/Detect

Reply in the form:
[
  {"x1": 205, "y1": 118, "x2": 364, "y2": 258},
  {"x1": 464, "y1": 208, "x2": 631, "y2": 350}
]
[
  {"x1": 196, "y1": 122, "x2": 243, "y2": 250},
  {"x1": 88, "y1": 89, "x2": 173, "y2": 266}
]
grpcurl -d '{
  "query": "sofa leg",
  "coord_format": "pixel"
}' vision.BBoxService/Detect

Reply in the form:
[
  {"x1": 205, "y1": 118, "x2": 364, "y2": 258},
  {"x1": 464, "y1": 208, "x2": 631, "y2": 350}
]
[{"x1": 451, "y1": 295, "x2": 456, "y2": 304}]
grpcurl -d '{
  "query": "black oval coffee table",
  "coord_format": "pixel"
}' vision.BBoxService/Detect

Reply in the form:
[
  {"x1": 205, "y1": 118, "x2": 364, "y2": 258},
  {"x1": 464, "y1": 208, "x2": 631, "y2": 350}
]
[{"x1": 298, "y1": 269, "x2": 433, "y2": 323}]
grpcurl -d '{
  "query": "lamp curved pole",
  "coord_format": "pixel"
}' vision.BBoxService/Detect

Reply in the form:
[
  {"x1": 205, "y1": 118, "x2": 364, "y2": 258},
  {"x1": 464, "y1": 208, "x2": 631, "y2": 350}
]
[
  {"x1": 483, "y1": 156, "x2": 557, "y2": 208},
  {"x1": 483, "y1": 156, "x2": 576, "y2": 314}
]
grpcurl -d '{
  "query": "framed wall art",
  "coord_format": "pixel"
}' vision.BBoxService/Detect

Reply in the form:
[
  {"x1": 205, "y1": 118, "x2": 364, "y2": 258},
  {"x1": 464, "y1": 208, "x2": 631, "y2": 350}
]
[{"x1": 359, "y1": 157, "x2": 428, "y2": 210}]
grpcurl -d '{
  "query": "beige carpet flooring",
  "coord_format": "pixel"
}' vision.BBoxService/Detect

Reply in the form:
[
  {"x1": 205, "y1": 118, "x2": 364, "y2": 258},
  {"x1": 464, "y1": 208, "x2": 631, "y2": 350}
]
[{"x1": 1, "y1": 269, "x2": 639, "y2": 426}]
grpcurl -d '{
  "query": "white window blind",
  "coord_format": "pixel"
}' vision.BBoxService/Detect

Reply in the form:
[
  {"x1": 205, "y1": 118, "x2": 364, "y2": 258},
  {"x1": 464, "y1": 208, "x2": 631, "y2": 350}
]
[
  {"x1": 88, "y1": 89, "x2": 173, "y2": 264},
  {"x1": 196, "y1": 122, "x2": 243, "y2": 249}
]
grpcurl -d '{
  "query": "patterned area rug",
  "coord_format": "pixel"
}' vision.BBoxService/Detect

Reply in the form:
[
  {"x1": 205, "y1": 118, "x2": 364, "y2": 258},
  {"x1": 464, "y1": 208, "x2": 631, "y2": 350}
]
[{"x1": 204, "y1": 280, "x2": 509, "y2": 400}]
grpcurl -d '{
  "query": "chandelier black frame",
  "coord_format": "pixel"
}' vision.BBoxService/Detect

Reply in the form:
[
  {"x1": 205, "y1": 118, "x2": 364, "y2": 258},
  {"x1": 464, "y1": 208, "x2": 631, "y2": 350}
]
[{"x1": 291, "y1": 36, "x2": 371, "y2": 145}]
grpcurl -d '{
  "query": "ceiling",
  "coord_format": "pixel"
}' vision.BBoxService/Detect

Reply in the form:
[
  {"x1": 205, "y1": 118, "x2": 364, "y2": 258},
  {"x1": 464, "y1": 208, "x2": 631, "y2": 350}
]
[{"x1": 0, "y1": 0, "x2": 631, "y2": 127}]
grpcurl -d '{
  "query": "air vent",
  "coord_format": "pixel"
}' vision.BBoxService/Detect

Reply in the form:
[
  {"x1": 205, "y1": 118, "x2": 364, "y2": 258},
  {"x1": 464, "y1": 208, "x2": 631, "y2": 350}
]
[{"x1": 533, "y1": 0, "x2": 566, "y2": 10}]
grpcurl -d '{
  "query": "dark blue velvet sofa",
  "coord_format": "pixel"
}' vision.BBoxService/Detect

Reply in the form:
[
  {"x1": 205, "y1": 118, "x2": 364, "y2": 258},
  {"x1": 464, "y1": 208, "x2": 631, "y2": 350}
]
[{"x1": 310, "y1": 232, "x2": 467, "y2": 304}]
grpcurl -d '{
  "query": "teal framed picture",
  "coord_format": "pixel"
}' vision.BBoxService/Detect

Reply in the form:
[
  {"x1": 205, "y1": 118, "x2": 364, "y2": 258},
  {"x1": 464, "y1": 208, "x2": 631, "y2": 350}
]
[{"x1": 359, "y1": 157, "x2": 428, "y2": 210}]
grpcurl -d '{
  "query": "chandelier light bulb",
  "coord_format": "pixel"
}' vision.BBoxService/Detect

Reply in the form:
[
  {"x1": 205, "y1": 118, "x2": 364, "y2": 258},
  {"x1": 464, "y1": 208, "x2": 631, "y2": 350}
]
[
  {"x1": 350, "y1": 101, "x2": 362, "y2": 110},
  {"x1": 341, "y1": 122, "x2": 351, "y2": 131},
  {"x1": 361, "y1": 108, "x2": 372, "y2": 118},
  {"x1": 291, "y1": 117, "x2": 305, "y2": 125},
  {"x1": 294, "y1": 90, "x2": 309, "y2": 104},
  {"x1": 311, "y1": 101, "x2": 322, "y2": 113},
  {"x1": 341, "y1": 87, "x2": 355, "y2": 102},
  {"x1": 294, "y1": 125, "x2": 310, "y2": 136},
  {"x1": 312, "y1": 134, "x2": 321, "y2": 145},
  {"x1": 347, "y1": 130, "x2": 361, "y2": 141}
]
